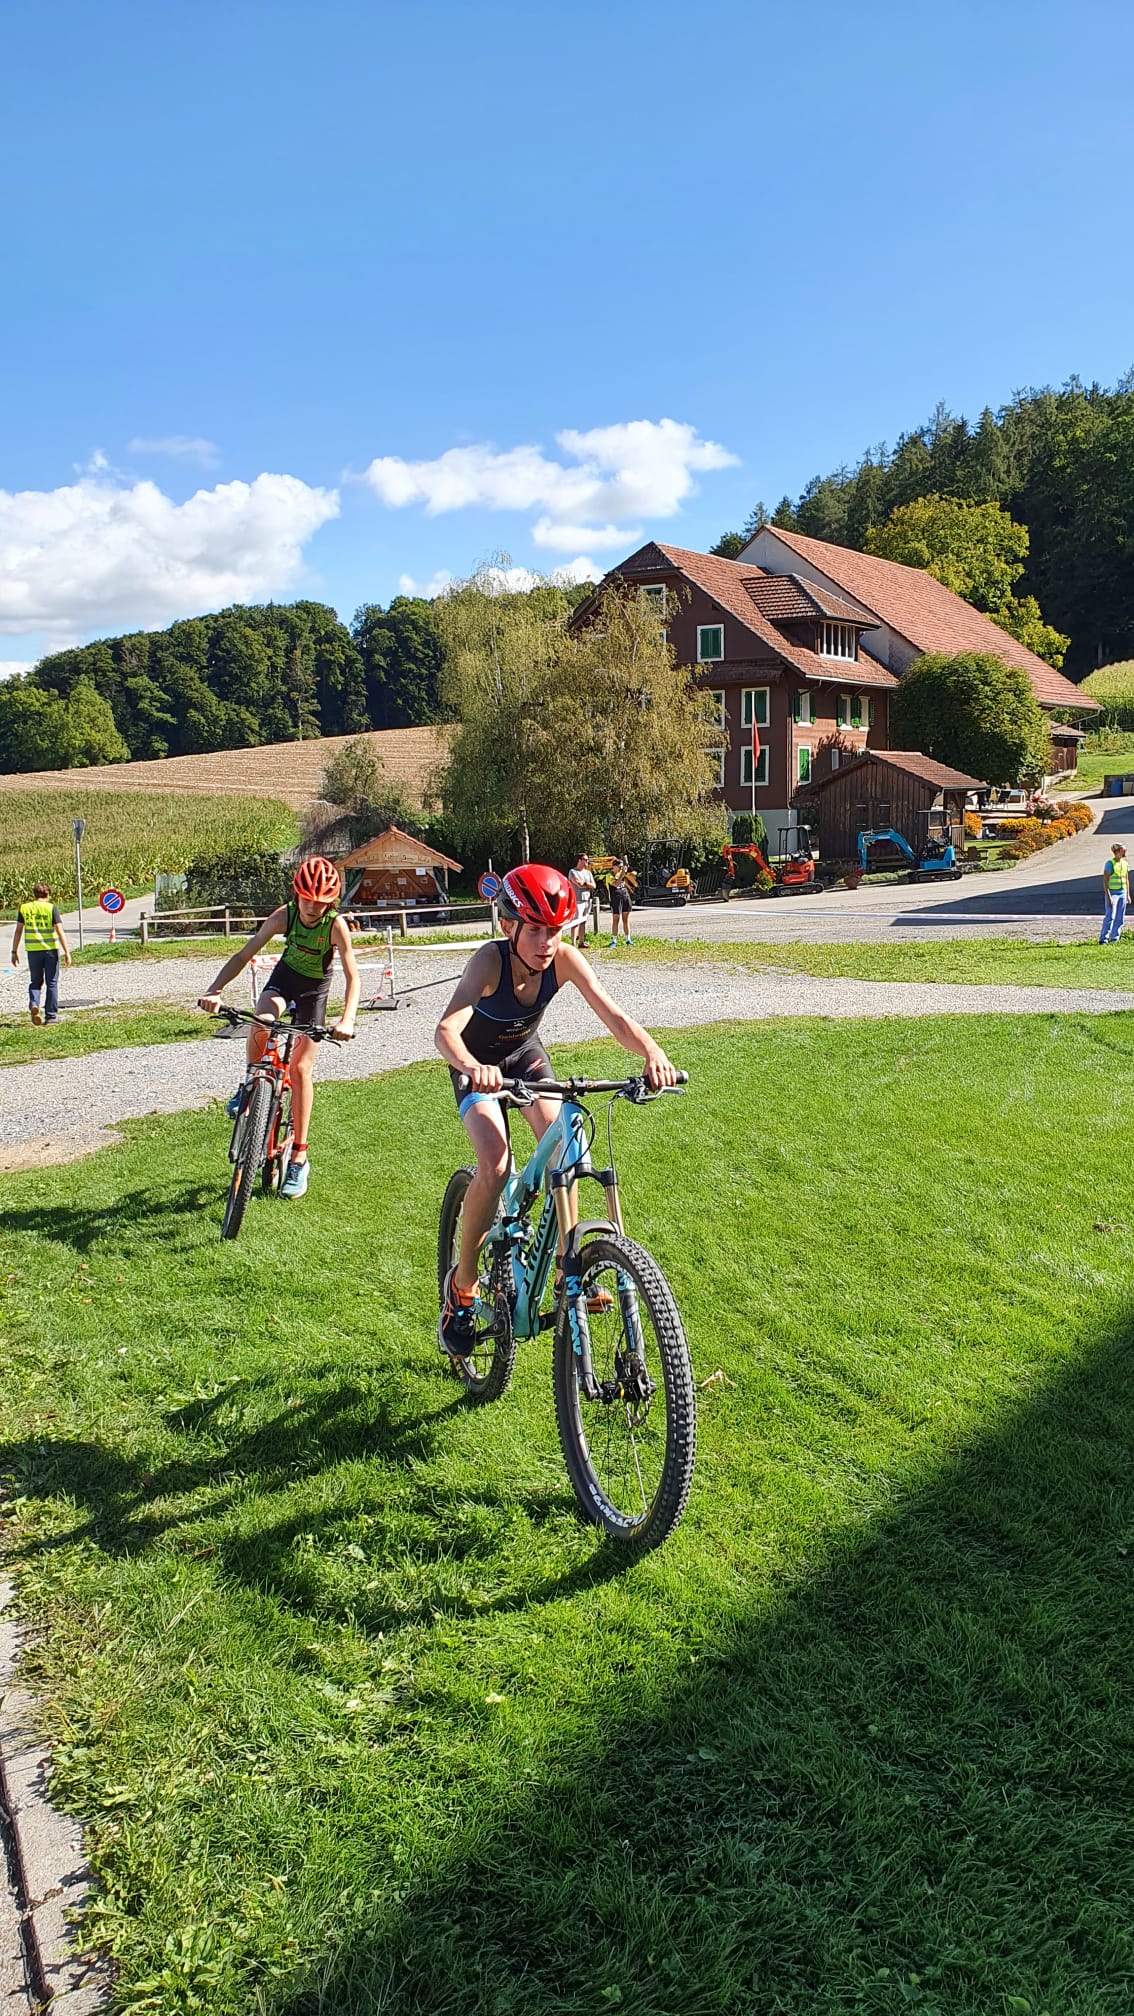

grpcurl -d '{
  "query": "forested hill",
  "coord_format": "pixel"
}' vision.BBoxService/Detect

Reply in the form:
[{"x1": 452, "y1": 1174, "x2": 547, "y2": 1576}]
[
  {"x1": 0, "y1": 596, "x2": 449, "y2": 772},
  {"x1": 715, "y1": 376, "x2": 1134, "y2": 678}
]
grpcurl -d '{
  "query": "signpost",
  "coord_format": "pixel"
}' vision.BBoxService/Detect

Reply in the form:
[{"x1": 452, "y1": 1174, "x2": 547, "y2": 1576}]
[
  {"x1": 72, "y1": 818, "x2": 86, "y2": 951},
  {"x1": 99, "y1": 888, "x2": 125, "y2": 916}
]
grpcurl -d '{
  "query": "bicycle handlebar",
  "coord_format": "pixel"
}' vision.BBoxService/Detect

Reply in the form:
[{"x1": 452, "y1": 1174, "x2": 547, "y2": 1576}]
[
  {"x1": 206, "y1": 1004, "x2": 346, "y2": 1043},
  {"x1": 454, "y1": 1069, "x2": 688, "y2": 1103}
]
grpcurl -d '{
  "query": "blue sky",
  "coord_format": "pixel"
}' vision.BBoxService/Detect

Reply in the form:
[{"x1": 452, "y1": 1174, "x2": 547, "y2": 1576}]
[{"x1": 3, "y1": 0, "x2": 1133, "y2": 669}]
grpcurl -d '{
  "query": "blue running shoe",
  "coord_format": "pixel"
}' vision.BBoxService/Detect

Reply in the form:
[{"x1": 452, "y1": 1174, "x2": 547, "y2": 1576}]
[{"x1": 280, "y1": 1159, "x2": 310, "y2": 1199}]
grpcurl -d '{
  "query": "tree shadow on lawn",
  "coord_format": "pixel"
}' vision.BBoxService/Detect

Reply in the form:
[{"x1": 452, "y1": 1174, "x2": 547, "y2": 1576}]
[
  {"x1": 269, "y1": 1324, "x2": 1134, "y2": 2016},
  {"x1": 1, "y1": 1180, "x2": 219, "y2": 1255}
]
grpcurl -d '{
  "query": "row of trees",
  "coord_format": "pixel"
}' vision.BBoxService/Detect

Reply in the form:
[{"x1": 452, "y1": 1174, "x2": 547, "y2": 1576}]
[
  {"x1": 0, "y1": 595, "x2": 460, "y2": 773},
  {"x1": 713, "y1": 375, "x2": 1134, "y2": 675}
]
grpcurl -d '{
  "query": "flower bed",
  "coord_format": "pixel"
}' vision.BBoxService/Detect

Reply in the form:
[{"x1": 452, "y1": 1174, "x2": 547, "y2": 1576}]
[{"x1": 996, "y1": 799, "x2": 1092, "y2": 861}]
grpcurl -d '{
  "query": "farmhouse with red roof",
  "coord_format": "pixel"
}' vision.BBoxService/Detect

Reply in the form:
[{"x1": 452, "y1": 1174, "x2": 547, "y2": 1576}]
[{"x1": 581, "y1": 529, "x2": 1097, "y2": 834}]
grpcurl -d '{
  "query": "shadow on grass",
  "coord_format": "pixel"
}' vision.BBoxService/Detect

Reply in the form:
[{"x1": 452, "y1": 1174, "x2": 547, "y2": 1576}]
[
  {"x1": 1, "y1": 1182, "x2": 218, "y2": 1254},
  {"x1": 269, "y1": 1325, "x2": 1134, "y2": 2016}
]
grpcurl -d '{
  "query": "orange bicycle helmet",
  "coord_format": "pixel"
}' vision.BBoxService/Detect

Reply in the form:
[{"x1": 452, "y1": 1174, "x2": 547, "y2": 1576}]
[
  {"x1": 292, "y1": 855, "x2": 342, "y2": 904},
  {"x1": 499, "y1": 863, "x2": 577, "y2": 929}
]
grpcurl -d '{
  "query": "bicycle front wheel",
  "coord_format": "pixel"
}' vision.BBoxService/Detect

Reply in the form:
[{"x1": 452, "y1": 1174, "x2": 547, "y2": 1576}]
[
  {"x1": 221, "y1": 1078, "x2": 272, "y2": 1240},
  {"x1": 553, "y1": 1233, "x2": 696, "y2": 1551},
  {"x1": 437, "y1": 1167, "x2": 518, "y2": 1403}
]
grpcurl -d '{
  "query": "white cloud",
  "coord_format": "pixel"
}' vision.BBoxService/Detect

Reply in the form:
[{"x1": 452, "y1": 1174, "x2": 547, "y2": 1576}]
[
  {"x1": 359, "y1": 417, "x2": 737, "y2": 553},
  {"x1": 0, "y1": 472, "x2": 339, "y2": 640},
  {"x1": 0, "y1": 661, "x2": 34, "y2": 682},
  {"x1": 396, "y1": 556, "x2": 604, "y2": 601},
  {"x1": 396, "y1": 569, "x2": 455, "y2": 601},
  {"x1": 128, "y1": 435, "x2": 221, "y2": 468}
]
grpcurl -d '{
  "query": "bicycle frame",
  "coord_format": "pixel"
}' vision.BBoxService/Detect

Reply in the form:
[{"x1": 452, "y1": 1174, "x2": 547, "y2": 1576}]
[{"x1": 482, "y1": 1094, "x2": 626, "y2": 1342}]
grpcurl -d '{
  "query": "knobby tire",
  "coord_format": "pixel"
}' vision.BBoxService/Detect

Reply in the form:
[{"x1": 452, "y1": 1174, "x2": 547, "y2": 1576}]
[
  {"x1": 553, "y1": 1232, "x2": 696, "y2": 1551},
  {"x1": 221, "y1": 1077, "x2": 273, "y2": 1240},
  {"x1": 437, "y1": 1167, "x2": 518, "y2": 1403}
]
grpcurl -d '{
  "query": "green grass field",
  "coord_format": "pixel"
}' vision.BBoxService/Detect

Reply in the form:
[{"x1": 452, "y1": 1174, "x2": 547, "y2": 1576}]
[
  {"x1": 594, "y1": 933, "x2": 1134, "y2": 990},
  {"x1": 3, "y1": 1016, "x2": 1134, "y2": 2012},
  {"x1": 0, "y1": 789, "x2": 297, "y2": 911},
  {"x1": 0, "y1": 1004, "x2": 207, "y2": 1068}
]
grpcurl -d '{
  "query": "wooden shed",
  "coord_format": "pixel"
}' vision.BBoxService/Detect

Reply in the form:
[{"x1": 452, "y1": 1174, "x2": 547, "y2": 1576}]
[
  {"x1": 339, "y1": 826, "x2": 462, "y2": 907},
  {"x1": 799, "y1": 749, "x2": 985, "y2": 864}
]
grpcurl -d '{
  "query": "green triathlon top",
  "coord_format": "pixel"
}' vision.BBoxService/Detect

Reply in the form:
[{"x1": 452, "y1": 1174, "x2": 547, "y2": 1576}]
[
  {"x1": 282, "y1": 899, "x2": 338, "y2": 981},
  {"x1": 1106, "y1": 856, "x2": 1130, "y2": 895},
  {"x1": 19, "y1": 899, "x2": 61, "y2": 953}
]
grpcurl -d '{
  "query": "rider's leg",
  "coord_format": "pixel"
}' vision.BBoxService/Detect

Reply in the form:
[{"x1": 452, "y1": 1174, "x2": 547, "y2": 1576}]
[
  {"x1": 455, "y1": 1101, "x2": 514, "y2": 1294},
  {"x1": 288, "y1": 1034, "x2": 316, "y2": 1162},
  {"x1": 248, "y1": 988, "x2": 286, "y2": 1071}
]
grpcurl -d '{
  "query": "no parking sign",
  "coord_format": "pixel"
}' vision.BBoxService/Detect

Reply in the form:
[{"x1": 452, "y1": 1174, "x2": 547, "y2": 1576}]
[
  {"x1": 99, "y1": 888, "x2": 125, "y2": 915},
  {"x1": 477, "y1": 872, "x2": 501, "y2": 901}
]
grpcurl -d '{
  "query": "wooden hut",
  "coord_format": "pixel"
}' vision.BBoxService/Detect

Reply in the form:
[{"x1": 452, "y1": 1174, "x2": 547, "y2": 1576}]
[
  {"x1": 339, "y1": 826, "x2": 462, "y2": 907},
  {"x1": 799, "y1": 750, "x2": 985, "y2": 864}
]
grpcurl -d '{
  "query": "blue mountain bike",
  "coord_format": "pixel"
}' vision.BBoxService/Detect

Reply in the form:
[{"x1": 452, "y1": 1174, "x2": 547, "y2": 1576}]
[{"x1": 438, "y1": 1071, "x2": 696, "y2": 1552}]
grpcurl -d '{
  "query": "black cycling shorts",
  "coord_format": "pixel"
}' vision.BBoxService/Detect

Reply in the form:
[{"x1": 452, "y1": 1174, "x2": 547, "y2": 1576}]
[
  {"x1": 450, "y1": 1037, "x2": 553, "y2": 1116},
  {"x1": 260, "y1": 957, "x2": 332, "y2": 1030},
  {"x1": 610, "y1": 885, "x2": 633, "y2": 914}
]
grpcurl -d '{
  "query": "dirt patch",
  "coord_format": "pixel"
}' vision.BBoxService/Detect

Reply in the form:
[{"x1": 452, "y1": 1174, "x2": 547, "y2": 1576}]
[{"x1": 0, "y1": 1132, "x2": 119, "y2": 1174}]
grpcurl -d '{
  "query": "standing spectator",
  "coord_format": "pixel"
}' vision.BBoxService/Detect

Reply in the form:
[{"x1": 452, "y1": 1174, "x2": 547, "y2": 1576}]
[
  {"x1": 11, "y1": 883, "x2": 72, "y2": 1025},
  {"x1": 1099, "y1": 842, "x2": 1130, "y2": 944},
  {"x1": 567, "y1": 852, "x2": 596, "y2": 948},
  {"x1": 608, "y1": 857, "x2": 634, "y2": 948}
]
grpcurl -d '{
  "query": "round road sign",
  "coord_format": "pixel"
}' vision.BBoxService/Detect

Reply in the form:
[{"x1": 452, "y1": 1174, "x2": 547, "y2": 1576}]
[
  {"x1": 477, "y1": 872, "x2": 501, "y2": 901},
  {"x1": 99, "y1": 888, "x2": 125, "y2": 915}
]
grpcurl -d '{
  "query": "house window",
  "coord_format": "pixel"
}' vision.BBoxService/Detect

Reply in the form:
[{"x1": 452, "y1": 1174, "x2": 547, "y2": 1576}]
[
  {"x1": 820, "y1": 622, "x2": 856, "y2": 660},
  {"x1": 642, "y1": 584, "x2": 666, "y2": 617},
  {"x1": 837, "y1": 691, "x2": 864, "y2": 728},
  {"x1": 830, "y1": 749, "x2": 840, "y2": 771},
  {"x1": 868, "y1": 697, "x2": 876, "y2": 729},
  {"x1": 792, "y1": 690, "x2": 812, "y2": 725},
  {"x1": 697, "y1": 623, "x2": 724, "y2": 662},
  {"x1": 740, "y1": 745, "x2": 769, "y2": 788},
  {"x1": 741, "y1": 686, "x2": 769, "y2": 728},
  {"x1": 797, "y1": 745, "x2": 812, "y2": 785},
  {"x1": 710, "y1": 747, "x2": 726, "y2": 788}
]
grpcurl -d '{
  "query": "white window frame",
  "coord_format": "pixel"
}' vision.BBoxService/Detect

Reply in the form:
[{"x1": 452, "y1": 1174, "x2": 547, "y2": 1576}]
[
  {"x1": 820, "y1": 622, "x2": 857, "y2": 661},
  {"x1": 710, "y1": 747, "x2": 726, "y2": 788},
  {"x1": 797, "y1": 745, "x2": 812, "y2": 785},
  {"x1": 793, "y1": 689, "x2": 812, "y2": 725},
  {"x1": 641, "y1": 584, "x2": 666, "y2": 617},
  {"x1": 741, "y1": 686, "x2": 769, "y2": 729},
  {"x1": 697, "y1": 623, "x2": 725, "y2": 663},
  {"x1": 831, "y1": 748, "x2": 840, "y2": 771},
  {"x1": 837, "y1": 691, "x2": 853, "y2": 727},
  {"x1": 707, "y1": 688, "x2": 726, "y2": 789},
  {"x1": 740, "y1": 745, "x2": 769, "y2": 788}
]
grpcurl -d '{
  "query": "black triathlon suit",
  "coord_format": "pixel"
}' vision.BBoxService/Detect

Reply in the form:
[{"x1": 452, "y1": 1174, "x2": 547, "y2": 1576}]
[{"x1": 451, "y1": 940, "x2": 559, "y2": 1111}]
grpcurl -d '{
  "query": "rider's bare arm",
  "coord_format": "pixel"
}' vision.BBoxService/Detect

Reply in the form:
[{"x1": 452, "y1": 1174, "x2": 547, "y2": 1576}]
[
  {"x1": 435, "y1": 945, "x2": 503, "y2": 1090},
  {"x1": 554, "y1": 943, "x2": 677, "y2": 1088},
  {"x1": 330, "y1": 917, "x2": 361, "y2": 1037},
  {"x1": 198, "y1": 905, "x2": 288, "y2": 1012}
]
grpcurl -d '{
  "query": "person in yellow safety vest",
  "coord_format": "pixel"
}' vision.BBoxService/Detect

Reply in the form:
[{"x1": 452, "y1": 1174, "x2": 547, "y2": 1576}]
[
  {"x1": 1099, "y1": 841, "x2": 1130, "y2": 945},
  {"x1": 11, "y1": 883, "x2": 72, "y2": 1025}
]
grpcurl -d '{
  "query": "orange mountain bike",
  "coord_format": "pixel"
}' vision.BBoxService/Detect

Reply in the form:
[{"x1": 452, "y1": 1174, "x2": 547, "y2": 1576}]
[{"x1": 211, "y1": 1007, "x2": 342, "y2": 1239}]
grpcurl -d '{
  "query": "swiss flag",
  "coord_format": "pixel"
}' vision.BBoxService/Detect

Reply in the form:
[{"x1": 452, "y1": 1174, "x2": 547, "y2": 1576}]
[{"x1": 751, "y1": 712, "x2": 762, "y2": 781}]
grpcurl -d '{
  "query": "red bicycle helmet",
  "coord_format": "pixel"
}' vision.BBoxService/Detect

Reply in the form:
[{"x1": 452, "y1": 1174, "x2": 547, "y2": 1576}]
[
  {"x1": 499, "y1": 862, "x2": 577, "y2": 929},
  {"x1": 292, "y1": 855, "x2": 342, "y2": 904}
]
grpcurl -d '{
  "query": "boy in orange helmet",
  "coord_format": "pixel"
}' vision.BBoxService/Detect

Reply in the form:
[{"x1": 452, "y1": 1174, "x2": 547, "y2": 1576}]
[{"x1": 198, "y1": 856, "x2": 360, "y2": 1198}]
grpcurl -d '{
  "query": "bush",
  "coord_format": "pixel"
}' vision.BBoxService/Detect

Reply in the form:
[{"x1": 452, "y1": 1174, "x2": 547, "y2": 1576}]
[
  {"x1": 963, "y1": 811, "x2": 983, "y2": 838},
  {"x1": 185, "y1": 849, "x2": 288, "y2": 917}
]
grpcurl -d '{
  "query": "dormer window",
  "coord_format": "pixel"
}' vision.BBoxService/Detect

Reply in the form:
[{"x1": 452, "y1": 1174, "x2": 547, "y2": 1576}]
[{"x1": 819, "y1": 622, "x2": 856, "y2": 660}]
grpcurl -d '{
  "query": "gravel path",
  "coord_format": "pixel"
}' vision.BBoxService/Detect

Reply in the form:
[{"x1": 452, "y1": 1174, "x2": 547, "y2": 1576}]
[{"x1": 4, "y1": 954, "x2": 1134, "y2": 1165}]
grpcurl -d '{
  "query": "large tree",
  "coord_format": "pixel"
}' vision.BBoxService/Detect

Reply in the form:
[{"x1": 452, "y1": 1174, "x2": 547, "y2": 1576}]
[
  {"x1": 436, "y1": 569, "x2": 721, "y2": 862},
  {"x1": 866, "y1": 494, "x2": 1070, "y2": 668},
  {"x1": 889, "y1": 652, "x2": 1050, "y2": 788},
  {"x1": 0, "y1": 676, "x2": 127, "y2": 772},
  {"x1": 352, "y1": 596, "x2": 446, "y2": 728}
]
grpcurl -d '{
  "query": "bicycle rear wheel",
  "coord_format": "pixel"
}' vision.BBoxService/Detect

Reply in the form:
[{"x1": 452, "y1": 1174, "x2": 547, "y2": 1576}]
[
  {"x1": 222, "y1": 1078, "x2": 272, "y2": 1240},
  {"x1": 553, "y1": 1233, "x2": 696, "y2": 1551},
  {"x1": 437, "y1": 1167, "x2": 518, "y2": 1403}
]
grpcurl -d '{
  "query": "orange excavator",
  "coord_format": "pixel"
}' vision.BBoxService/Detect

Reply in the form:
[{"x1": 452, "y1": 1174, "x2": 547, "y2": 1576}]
[{"x1": 721, "y1": 829, "x2": 818, "y2": 897}]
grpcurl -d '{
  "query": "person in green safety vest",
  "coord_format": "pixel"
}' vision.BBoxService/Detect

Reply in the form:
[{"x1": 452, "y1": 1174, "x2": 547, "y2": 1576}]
[
  {"x1": 198, "y1": 855, "x2": 360, "y2": 1200},
  {"x1": 11, "y1": 883, "x2": 72, "y2": 1026},
  {"x1": 1099, "y1": 841, "x2": 1130, "y2": 945}
]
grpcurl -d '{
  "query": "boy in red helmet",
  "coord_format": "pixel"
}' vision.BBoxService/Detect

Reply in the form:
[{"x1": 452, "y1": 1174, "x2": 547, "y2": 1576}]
[
  {"x1": 198, "y1": 855, "x2": 360, "y2": 1198},
  {"x1": 434, "y1": 861, "x2": 676, "y2": 1359}
]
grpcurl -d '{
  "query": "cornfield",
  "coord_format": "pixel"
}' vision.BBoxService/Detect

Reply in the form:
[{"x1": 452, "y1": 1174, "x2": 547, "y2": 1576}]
[{"x1": 0, "y1": 790, "x2": 297, "y2": 910}]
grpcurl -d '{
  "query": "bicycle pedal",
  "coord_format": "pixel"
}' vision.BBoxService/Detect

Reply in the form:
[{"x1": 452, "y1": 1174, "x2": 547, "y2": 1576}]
[{"x1": 538, "y1": 1310, "x2": 557, "y2": 1332}]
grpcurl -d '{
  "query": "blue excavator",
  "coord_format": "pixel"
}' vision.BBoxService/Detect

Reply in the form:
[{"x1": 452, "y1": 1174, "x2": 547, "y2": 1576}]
[{"x1": 855, "y1": 826, "x2": 963, "y2": 882}]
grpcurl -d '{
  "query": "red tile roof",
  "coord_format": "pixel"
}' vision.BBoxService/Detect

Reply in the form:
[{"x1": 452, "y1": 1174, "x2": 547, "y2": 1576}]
[
  {"x1": 743, "y1": 573, "x2": 874, "y2": 625},
  {"x1": 805, "y1": 748, "x2": 986, "y2": 793},
  {"x1": 752, "y1": 525, "x2": 1098, "y2": 713},
  {"x1": 630, "y1": 544, "x2": 900, "y2": 691}
]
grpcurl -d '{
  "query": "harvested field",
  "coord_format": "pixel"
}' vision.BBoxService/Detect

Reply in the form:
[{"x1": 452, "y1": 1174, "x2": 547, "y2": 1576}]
[{"x1": 0, "y1": 724, "x2": 452, "y2": 812}]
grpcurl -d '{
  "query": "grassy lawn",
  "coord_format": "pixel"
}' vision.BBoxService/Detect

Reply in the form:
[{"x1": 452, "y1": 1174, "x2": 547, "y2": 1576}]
[
  {"x1": 599, "y1": 932, "x2": 1134, "y2": 990},
  {"x1": 2, "y1": 1016, "x2": 1134, "y2": 2012},
  {"x1": 0, "y1": 1003, "x2": 208, "y2": 1068}
]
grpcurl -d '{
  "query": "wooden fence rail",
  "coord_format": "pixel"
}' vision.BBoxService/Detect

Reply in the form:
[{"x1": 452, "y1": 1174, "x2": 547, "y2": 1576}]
[{"x1": 139, "y1": 899, "x2": 496, "y2": 947}]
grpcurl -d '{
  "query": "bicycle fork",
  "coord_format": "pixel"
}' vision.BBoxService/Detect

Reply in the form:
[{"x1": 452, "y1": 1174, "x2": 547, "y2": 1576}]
[{"x1": 552, "y1": 1166, "x2": 643, "y2": 1404}]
